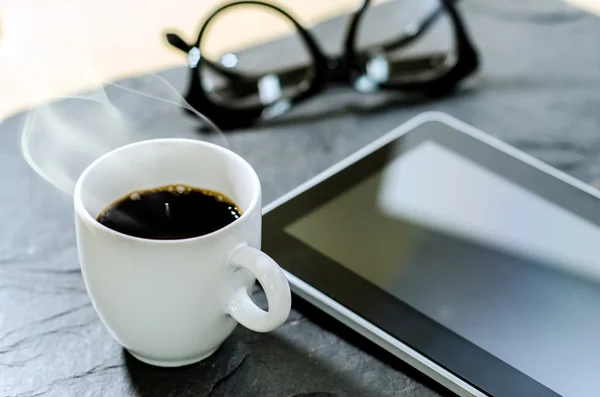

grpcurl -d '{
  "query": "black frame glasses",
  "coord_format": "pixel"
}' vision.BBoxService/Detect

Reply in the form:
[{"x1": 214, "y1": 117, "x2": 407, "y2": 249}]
[{"x1": 166, "y1": 0, "x2": 479, "y2": 130}]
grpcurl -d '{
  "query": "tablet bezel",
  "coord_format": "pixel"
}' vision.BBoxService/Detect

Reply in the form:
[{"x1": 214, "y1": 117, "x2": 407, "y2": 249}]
[{"x1": 263, "y1": 112, "x2": 599, "y2": 397}]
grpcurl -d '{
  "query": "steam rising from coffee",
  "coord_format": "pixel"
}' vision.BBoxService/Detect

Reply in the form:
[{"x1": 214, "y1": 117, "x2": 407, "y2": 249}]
[{"x1": 20, "y1": 73, "x2": 227, "y2": 196}]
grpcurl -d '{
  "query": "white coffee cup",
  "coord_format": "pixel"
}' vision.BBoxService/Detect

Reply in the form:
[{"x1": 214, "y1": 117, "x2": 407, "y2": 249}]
[{"x1": 73, "y1": 138, "x2": 291, "y2": 367}]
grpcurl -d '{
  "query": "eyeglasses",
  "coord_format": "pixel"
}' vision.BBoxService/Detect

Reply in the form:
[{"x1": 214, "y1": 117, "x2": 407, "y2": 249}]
[{"x1": 165, "y1": 0, "x2": 479, "y2": 130}]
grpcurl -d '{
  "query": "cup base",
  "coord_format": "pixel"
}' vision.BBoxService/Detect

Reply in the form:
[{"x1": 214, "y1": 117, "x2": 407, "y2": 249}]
[{"x1": 128, "y1": 348, "x2": 218, "y2": 367}]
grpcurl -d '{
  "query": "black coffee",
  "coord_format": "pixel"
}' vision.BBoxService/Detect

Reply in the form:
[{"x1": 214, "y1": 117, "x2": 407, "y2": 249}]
[{"x1": 97, "y1": 184, "x2": 242, "y2": 240}]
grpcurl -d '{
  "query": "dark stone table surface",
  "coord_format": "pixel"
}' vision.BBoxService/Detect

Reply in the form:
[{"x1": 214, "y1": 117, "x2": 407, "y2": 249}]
[{"x1": 2, "y1": 1, "x2": 600, "y2": 396}]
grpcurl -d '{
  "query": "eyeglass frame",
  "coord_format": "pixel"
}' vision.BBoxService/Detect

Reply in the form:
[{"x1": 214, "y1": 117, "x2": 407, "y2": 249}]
[{"x1": 165, "y1": 0, "x2": 479, "y2": 130}]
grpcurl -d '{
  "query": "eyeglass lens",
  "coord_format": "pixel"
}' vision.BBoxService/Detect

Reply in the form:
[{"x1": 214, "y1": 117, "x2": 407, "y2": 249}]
[
  {"x1": 354, "y1": 0, "x2": 457, "y2": 90},
  {"x1": 198, "y1": 3, "x2": 316, "y2": 110}
]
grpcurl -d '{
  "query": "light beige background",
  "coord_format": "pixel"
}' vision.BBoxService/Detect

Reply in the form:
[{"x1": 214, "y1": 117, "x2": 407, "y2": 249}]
[{"x1": 0, "y1": 0, "x2": 598, "y2": 120}]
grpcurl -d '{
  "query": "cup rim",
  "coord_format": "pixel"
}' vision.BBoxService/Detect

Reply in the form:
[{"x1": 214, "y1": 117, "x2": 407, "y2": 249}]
[{"x1": 73, "y1": 138, "x2": 261, "y2": 244}]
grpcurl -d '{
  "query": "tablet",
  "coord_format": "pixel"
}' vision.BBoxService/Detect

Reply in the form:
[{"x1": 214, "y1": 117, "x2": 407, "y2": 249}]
[{"x1": 262, "y1": 112, "x2": 600, "y2": 397}]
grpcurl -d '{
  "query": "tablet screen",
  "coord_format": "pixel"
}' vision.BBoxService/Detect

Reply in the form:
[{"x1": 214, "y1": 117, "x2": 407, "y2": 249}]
[{"x1": 285, "y1": 140, "x2": 600, "y2": 397}]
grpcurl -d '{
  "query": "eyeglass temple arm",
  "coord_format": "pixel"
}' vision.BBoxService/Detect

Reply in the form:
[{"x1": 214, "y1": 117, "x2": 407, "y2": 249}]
[
  {"x1": 211, "y1": 51, "x2": 448, "y2": 100},
  {"x1": 165, "y1": 32, "x2": 245, "y2": 81}
]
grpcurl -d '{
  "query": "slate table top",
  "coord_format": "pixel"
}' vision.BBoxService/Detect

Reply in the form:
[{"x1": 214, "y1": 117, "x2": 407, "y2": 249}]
[{"x1": 2, "y1": 0, "x2": 600, "y2": 396}]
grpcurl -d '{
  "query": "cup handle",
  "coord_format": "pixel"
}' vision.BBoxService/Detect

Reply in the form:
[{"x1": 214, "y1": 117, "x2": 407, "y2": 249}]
[{"x1": 227, "y1": 244, "x2": 291, "y2": 332}]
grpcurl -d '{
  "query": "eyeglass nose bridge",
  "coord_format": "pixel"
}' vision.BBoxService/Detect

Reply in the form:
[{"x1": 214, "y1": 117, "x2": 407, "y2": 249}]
[{"x1": 324, "y1": 55, "x2": 353, "y2": 84}]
